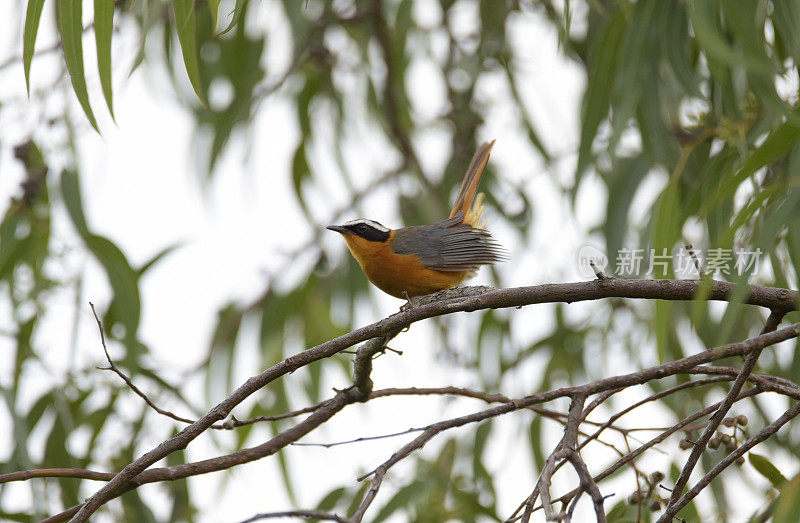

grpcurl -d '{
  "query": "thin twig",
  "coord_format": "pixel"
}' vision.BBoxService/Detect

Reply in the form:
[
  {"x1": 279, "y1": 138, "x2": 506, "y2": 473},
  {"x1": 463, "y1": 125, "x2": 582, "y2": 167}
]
[
  {"x1": 0, "y1": 468, "x2": 115, "y2": 483},
  {"x1": 89, "y1": 303, "x2": 198, "y2": 425},
  {"x1": 525, "y1": 388, "x2": 764, "y2": 518},
  {"x1": 686, "y1": 366, "x2": 800, "y2": 399},
  {"x1": 75, "y1": 320, "x2": 800, "y2": 521},
  {"x1": 533, "y1": 394, "x2": 607, "y2": 521},
  {"x1": 535, "y1": 394, "x2": 590, "y2": 521},
  {"x1": 239, "y1": 510, "x2": 347, "y2": 523},
  {"x1": 91, "y1": 302, "x2": 331, "y2": 430},
  {"x1": 685, "y1": 244, "x2": 702, "y2": 276},
  {"x1": 590, "y1": 260, "x2": 613, "y2": 280},
  {"x1": 67, "y1": 281, "x2": 799, "y2": 520},
  {"x1": 663, "y1": 399, "x2": 800, "y2": 519},
  {"x1": 221, "y1": 402, "x2": 334, "y2": 428},
  {"x1": 291, "y1": 427, "x2": 424, "y2": 448},
  {"x1": 370, "y1": 386, "x2": 641, "y2": 439},
  {"x1": 661, "y1": 309, "x2": 788, "y2": 518}
]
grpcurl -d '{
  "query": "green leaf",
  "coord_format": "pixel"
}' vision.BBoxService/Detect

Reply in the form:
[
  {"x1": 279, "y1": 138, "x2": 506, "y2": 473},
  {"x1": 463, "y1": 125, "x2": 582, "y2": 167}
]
[
  {"x1": 345, "y1": 482, "x2": 370, "y2": 517},
  {"x1": 275, "y1": 440, "x2": 298, "y2": 506},
  {"x1": 773, "y1": 0, "x2": 800, "y2": 63},
  {"x1": 736, "y1": 112, "x2": 800, "y2": 184},
  {"x1": 503, "y1": 64, "x2": 551, "y2": 161},
  {"x1": 575, "y1": 8, "x2": 625, "y2": 189},
  {"x1": 0, "y1": 214, "x2": 29, "y2": 282},
  {"x1": 292, "y1": 142, "x2": 312, "y2": 219},
  {"x1": 774, "y1": 473, "x2": 800, "y2": 521},
  {"x1": 218, "y1": 0, "x2": 247, "y2": 36},
  {"x1": 0, "y1": 511, "x2": 33, "y2": 522},
  {"x1": 208, "y1": 0, "x2": 221, "y2": 33},
  {"x1": 610, "y1": 0, "x2": 657, "y2": 140},
  {"x1": 173, "y1": 0, "x2": 207, "y2": 105},
  {"x1": 44, "y1": 412, "x2": 80, "y2": 506},
  {"x1": 652, "y1": 174, "x2": 682, "y2": 255},
  {"x1": 120, "y1": 490, "x2": 157, "y2": 523},
  {"x1": 706, "y1": 110, "x2": 800, "y2": 219},
  {"x1": 604, "y1": 155, "x2": 649, "y2": 257},
  {"x1": 166, "y1": 447, "x2": 195, "y2": 521},
  {"x1": 14, "y1": 319, "x2": 35, "y2": 396},
  {"x1": 25, "y1": 392, "x2": 54, "y2": 430},
  {"x1": 749, "y1": 452, "x2": 788, "y2": 489},
  {"x1": 60, "y1": 170, "x2": 89, "y2": 234},
  {"x1": 127, "y1": 0, "x2": 154, "y2": 77},
  {"x1": 94, "y1": 0, "x2": 115, "y2": 119},
  {"x1": 23, "y1": 0, "x2": 46, "y2": 94},
  {"x1": 605, "y1": 499, "x2": 644, "y2": 521},
  {"x1": 655, "y1": 301, "x2": 678, "y2": 362},
  {"x1": 529, "y1": 417, "x2": 545, "y2": 472},
  {"x1": 373, "y1": 481, "x2": 427, "y2": 522},
  {"x1": 85, "y1": 235, "x2": 142, "y2": 339},
  {"x1": 136, "y1": 243, "x2": 181, "y2": 277},
  {"x1": 690, "y1": 0, "x2": 772, "y2": 75},
  {"x1": 661, "y1": 0, "x2": 700, "y2": 96},
  {"x1": 57, "y1": 0, "x2": 99, "y2": 131},
  {"x1": 317, "y1": 487, "x2": 346, "y2": 512},
  {"x1": 61, "y1": 170, "x2": 141, "y2": 339}
]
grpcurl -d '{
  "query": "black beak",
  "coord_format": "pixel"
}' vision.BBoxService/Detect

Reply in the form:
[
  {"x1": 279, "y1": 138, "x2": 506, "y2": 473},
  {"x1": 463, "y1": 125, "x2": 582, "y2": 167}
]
[{"x1": 326, "y1": 225, "x2": 347, "y2": 234}]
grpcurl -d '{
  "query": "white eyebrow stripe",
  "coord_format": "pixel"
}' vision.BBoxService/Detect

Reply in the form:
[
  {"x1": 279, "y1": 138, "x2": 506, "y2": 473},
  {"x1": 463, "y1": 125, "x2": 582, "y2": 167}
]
[{"x1": 342, "y1": 219, "x2": 390, "y2": 232}]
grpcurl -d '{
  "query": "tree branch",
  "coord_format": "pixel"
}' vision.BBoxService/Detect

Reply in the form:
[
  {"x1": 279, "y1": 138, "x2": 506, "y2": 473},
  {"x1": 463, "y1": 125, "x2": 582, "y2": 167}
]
[
  {"x1": 662, "y1": 309, "x2": 789, "y2": 518},
  {"x1": 661, "y1": 398, "x2": 800, "y2": 520},
  {"x1": 522, "y1": 387, "x2": 764, "y2": 519},
  {"x1": 69, "y1": 280, "x2": 798, "y2": 520},
  {"x1": 533, "y1": 394, "x2": 595, "y2": 521},
  {"x1": 92, "y1": 301, "x2": 336, "y2": 430},
  {"x1": 38, "y1": 332, "x2": 796, "y2": 522},
  {"x1": 240, "y1": 510, "x2": 348, "y2": 522},
  {"x1": 0, "y1": 468, "x2": 115, "y2": 483}
]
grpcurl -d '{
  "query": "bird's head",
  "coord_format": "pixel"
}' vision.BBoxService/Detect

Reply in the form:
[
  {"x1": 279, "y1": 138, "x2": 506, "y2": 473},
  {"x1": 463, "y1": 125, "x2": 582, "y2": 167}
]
[{"x1": 326, "y1": 219, "x2": 391, "y2": 242}]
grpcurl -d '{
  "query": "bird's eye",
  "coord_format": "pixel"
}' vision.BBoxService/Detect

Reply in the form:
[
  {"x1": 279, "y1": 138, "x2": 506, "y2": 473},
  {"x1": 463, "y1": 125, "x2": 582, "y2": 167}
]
[{"x1": 357, "y1": 224, "x2": 368, "y2": 233}]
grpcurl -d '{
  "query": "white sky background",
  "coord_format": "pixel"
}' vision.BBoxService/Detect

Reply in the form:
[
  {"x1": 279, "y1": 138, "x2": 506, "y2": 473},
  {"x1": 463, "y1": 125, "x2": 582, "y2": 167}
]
[{"x1": 0, "y1": 0, "x2": 789, "y2": 521}]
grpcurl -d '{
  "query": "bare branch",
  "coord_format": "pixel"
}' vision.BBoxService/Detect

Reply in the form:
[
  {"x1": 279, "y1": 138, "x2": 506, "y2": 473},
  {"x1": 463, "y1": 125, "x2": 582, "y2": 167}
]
[
  {"x1": 239, "y1": 510, "x2": 348, "y2": 522},
  {"x1": 508, "y1": 347, "x2": 799, "y2": 520},
  {"x1": 221, "y1": 402, "x2": 334, "y2": 429},
  {"x1": 662, "y1": 309, "x2": 788, "y2": 516},
  {"x1": 589, "y1": 260, "x2": 613, "y2": 280},
  {"x1": 90, "y1": 302, "x2": 200, "y2": 425},
  {"x1": 533, "y1": 387, "x2": 764, "y2": 518},
  {"x1": 0, "y1": 468, "x2": 115, "y2": 483},
  {"x1": 535, "y1": 394, "x2": 592, "y2": 521},
  {"x1": 684, "y1": 243, "x2": 702, "y2": 275},
  {"x1": 43, "y1": 337, "x2": 795, "y2": 522},
  {"x1": 577, "y1": 377, "x2": 741, "y2": 455},
  {"x1": 69, "y1": 281, "x2": 799, "y2": 520},
  {"x1": 370, "y1": 386, "x2": 637, "y2": 437},
  {"x1": 292, "y1": 427, "x2": 424, "y2": 448},
  {"x1": 661, "y1": 399, "x2": 800, "y2": 520},
  {"x1": 686, "y1": 366, "x2": 800, "y2": 399},
  {"x1": 71, "y1": 320, "x2": 800, "y2": 521},
  {"x1": 92, "y1": 302, "x2": 329, "y2": 430},
  {"x1": 568, "y1": 450, "x2": 607, "y2": 521}
]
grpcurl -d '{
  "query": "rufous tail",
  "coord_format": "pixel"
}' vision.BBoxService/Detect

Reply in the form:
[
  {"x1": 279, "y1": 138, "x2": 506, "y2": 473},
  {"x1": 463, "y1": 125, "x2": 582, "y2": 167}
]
[{"x1": 449, "y1": 140, "x2": 496, "y2": 228}]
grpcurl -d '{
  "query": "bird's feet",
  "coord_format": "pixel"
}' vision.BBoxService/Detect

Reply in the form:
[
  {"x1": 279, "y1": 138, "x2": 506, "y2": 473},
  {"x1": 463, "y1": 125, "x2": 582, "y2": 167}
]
[{"x1": 400, "y1": 291, "x2": 418, "y2": 312}]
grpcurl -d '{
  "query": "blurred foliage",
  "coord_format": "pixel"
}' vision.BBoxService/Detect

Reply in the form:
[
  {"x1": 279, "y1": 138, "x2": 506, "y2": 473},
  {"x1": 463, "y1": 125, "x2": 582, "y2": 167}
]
[{"x1": 3, "y1": 0, "x2": 800, "y2": 521}]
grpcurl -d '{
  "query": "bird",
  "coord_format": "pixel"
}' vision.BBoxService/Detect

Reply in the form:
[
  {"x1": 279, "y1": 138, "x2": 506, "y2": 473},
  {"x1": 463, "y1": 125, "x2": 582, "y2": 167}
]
[{"x1": 327, "y1": 140, "x2": 505, "y2": 298}]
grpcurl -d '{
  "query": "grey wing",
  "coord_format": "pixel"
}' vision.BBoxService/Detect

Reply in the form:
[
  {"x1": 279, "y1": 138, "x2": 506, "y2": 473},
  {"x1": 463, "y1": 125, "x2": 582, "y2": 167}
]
[{"x1": 392, "y1": 213, "x2": 507, "y2": 271}]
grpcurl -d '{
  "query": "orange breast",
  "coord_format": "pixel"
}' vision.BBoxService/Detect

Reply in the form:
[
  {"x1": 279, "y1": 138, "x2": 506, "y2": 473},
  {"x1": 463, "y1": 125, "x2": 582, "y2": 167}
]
[{"x1": 342, "y1": 233, "x2": 470, "y2": 298}]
